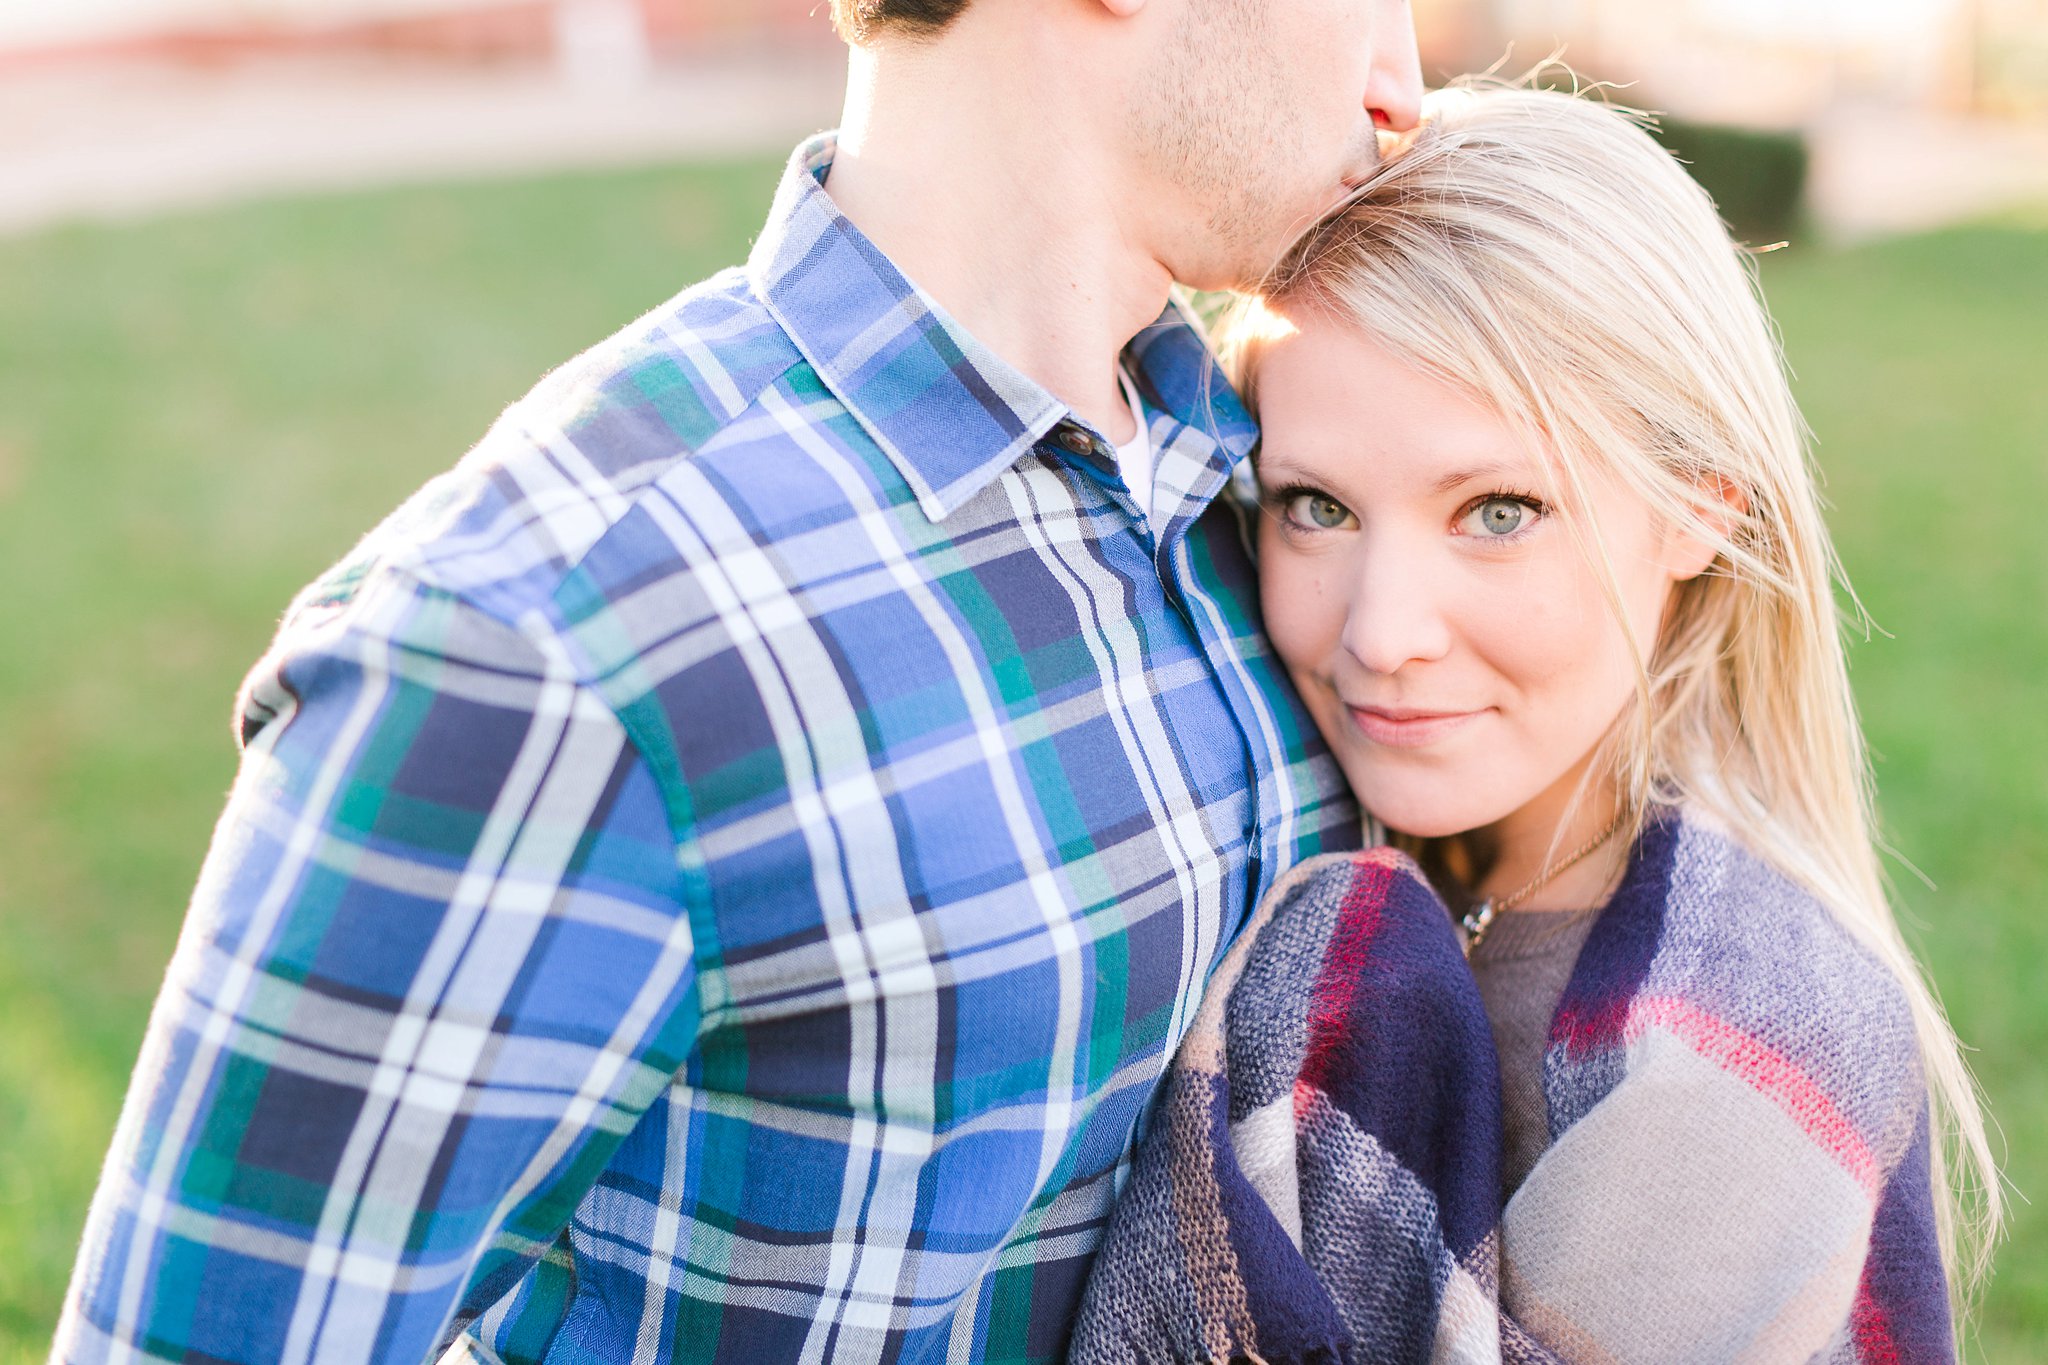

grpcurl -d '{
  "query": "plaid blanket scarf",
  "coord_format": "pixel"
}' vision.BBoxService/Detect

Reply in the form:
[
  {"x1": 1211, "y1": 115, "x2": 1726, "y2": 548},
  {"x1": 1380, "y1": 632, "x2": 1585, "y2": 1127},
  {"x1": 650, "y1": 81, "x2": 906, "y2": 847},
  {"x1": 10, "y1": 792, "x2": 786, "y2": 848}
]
[{"x1": 1070, "y1": 813, "x2": 1951, "y2": 1364}]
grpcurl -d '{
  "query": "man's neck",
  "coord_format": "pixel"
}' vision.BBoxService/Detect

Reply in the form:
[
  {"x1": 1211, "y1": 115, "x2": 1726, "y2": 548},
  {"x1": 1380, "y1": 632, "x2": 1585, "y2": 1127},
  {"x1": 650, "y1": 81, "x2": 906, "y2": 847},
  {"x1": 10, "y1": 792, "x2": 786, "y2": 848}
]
[{"x1": 824, "y1": 38, "x2": 1169, "y2": 445}]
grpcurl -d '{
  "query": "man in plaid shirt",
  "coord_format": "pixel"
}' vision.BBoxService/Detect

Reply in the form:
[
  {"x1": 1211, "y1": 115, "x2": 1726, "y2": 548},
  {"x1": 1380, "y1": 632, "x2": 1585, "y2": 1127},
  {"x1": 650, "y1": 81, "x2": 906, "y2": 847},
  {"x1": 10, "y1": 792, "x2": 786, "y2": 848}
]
[{"x1": 57, "y1": 2, "x2": 1420, "y2": 1361}]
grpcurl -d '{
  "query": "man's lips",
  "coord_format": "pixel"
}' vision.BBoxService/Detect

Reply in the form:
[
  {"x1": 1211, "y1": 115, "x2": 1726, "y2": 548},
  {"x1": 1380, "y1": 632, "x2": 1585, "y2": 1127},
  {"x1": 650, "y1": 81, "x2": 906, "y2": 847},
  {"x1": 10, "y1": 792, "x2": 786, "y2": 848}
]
[{"x1": 1346, "y1": 704, "x2": 1488, "y2": 749}]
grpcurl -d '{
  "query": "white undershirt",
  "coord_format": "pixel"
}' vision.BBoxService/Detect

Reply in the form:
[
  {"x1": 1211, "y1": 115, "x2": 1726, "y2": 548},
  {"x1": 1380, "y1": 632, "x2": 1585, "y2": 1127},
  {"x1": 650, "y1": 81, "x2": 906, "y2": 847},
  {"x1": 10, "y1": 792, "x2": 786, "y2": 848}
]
[{"x1": 1113, "y1": 363, "x2": 1154, "y2": 523}]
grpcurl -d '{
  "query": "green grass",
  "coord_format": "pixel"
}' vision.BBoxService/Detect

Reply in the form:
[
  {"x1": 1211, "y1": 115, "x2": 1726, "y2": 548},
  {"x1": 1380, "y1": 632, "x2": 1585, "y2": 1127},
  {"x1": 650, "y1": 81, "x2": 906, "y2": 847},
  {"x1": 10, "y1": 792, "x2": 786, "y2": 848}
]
[
  {"x1": 0, "y1": 166, "x2": 2042, "y2": 1359},
  {"x1": 1762, "y1": 218, "x2": 2048, "y2": 1356}
]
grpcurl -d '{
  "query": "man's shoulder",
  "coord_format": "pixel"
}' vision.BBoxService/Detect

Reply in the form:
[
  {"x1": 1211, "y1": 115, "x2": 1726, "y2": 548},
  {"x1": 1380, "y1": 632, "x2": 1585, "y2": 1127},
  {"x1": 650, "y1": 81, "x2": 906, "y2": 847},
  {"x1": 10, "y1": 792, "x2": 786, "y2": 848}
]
[
  {"x1": 516, "y1": 263, "x2": 807, "y2": 472},
  {"x1": 286, "y1": 266, "x2": 814, "y2": 633}
]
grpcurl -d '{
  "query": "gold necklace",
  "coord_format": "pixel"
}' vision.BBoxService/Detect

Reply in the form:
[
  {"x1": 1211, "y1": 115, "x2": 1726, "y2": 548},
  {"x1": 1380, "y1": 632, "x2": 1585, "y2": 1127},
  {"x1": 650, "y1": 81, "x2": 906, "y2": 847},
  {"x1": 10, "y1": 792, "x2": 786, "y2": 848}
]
[{"x1": 1459, "y1": 810, "x2": 1629, "y2": 952}]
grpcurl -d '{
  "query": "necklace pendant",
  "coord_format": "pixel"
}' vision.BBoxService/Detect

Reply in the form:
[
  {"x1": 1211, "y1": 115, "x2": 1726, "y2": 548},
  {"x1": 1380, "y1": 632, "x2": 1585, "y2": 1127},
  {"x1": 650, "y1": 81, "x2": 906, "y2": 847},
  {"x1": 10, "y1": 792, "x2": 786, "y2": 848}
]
[{"x1": 1460, "y1": 898, "x2": 1496, "y2": 951}]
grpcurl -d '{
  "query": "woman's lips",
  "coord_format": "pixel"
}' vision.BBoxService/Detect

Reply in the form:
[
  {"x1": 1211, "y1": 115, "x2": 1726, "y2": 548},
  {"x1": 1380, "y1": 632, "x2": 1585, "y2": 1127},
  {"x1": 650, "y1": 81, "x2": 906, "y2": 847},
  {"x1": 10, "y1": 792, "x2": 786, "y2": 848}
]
[{"x1": 1346, "y1": 704, "x2": 1487, "y2": 749}]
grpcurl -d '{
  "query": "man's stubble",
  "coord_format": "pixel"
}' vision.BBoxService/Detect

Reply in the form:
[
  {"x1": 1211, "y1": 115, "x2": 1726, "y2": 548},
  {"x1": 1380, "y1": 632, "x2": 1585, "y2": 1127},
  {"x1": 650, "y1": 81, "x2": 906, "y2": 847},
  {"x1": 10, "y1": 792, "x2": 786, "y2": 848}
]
[{"x1": 1134, "y1": 0, "x2": 1371, "y2": 288}]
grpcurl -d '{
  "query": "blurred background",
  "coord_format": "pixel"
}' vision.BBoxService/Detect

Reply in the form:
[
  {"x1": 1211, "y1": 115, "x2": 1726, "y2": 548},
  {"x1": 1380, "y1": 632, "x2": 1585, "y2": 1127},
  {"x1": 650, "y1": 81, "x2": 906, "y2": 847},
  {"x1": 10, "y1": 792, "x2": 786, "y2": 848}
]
[{"x1": 0, "y1": 0, "x2": 2042, "y2": 1358}]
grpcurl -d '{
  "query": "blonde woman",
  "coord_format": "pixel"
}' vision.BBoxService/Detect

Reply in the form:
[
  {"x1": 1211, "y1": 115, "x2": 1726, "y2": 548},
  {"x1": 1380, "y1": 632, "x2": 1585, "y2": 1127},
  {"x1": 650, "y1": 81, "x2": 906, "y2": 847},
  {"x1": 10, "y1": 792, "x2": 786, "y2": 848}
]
[{"x1": 1070, "y1": 85, "x2": 1999, "y2": 1363}]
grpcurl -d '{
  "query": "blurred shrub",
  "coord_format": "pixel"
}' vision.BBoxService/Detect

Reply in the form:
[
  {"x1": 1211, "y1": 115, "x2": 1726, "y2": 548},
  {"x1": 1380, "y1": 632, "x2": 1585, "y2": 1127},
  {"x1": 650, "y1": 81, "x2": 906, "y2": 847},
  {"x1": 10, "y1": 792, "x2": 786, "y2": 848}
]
[{"x1": 1654, "y1": 117, "x2": 1810, "y2": 245}]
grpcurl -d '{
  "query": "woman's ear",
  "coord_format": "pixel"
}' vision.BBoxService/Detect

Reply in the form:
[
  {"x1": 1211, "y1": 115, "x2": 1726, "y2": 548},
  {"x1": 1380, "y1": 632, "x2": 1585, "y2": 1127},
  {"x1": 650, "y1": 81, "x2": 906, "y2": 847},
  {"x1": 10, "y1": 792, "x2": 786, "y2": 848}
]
[{"x1": 1661, "y1": 475, "x2": 1748, "y2": 582}]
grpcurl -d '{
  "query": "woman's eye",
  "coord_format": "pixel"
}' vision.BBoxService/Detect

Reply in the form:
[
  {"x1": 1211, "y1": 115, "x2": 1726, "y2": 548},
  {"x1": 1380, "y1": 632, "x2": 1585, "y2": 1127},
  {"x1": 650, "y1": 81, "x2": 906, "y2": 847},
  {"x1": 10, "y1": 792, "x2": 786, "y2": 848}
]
[
  {"x1": 1460, "y1": 495, "x2": 1540, "y2": 538},
  {"x1": 1285, "y1": 492, "x2": 1357, "y2": 531}
]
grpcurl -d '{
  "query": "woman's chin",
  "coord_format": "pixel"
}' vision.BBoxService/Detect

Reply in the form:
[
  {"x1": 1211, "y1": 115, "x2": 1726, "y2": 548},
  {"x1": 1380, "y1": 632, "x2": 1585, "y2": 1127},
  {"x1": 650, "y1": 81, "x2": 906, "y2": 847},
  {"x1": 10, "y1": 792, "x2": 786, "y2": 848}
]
[
  {"x1": 1359, "y1": 788, "x2": 1520, "y2": 843},
  {"x1": 1377, "y1": 817, "x2": 1476, "y2": 842}
]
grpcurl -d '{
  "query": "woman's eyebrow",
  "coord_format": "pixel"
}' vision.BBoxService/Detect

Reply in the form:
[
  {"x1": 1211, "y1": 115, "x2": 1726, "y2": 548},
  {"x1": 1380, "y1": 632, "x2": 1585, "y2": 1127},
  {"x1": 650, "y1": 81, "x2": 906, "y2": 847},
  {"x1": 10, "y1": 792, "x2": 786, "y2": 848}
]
[
  {"x1": 1430, "y1": 462, "x2": 1515, "y2": 494},
  {"x1": 1254, "y1": 456, "x2": 1527, "y2": 494},
  {"x1": 1252, "y1": 456, "x2": 1322, "y2": 486}
]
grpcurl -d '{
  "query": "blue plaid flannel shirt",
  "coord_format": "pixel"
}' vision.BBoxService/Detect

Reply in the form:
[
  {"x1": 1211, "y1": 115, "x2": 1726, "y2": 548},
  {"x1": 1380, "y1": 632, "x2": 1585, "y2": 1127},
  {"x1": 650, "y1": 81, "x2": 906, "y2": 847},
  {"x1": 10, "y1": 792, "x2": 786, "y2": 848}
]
[{"x1": 55, "y1": 134, "x2": 1357, "y2": 1365}]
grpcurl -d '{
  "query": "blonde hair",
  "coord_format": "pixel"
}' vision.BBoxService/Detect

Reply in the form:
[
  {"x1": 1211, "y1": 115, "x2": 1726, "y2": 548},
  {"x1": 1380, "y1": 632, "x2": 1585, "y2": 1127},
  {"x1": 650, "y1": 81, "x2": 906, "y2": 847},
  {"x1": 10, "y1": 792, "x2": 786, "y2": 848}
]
[{"x1": 1223, "y1": 80, "x2": 2000, "y2": 1317}]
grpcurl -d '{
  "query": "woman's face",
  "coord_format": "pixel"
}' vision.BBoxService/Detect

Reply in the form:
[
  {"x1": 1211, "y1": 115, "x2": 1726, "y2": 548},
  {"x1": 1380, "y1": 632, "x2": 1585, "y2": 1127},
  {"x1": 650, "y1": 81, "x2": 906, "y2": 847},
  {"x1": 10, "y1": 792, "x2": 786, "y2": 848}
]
[{"x1": 1252, "y1": 308, "x2": 1700, "y2": 845}]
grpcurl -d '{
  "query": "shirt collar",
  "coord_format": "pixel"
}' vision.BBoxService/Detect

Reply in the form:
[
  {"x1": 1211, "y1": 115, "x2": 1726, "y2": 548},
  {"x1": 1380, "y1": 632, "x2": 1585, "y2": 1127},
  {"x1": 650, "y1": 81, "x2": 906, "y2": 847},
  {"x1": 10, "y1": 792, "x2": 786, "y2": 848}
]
[{"x1": 745, "y1": 133, "x2": 1257, "y2": 521}]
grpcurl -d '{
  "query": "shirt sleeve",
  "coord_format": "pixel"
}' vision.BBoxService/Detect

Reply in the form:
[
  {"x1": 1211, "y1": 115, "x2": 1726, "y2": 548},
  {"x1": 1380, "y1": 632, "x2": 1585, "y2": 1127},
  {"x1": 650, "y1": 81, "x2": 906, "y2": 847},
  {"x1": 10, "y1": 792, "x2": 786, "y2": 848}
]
[{"x1": 52, "y1": 567, "x2": 701, "y2": 1365}]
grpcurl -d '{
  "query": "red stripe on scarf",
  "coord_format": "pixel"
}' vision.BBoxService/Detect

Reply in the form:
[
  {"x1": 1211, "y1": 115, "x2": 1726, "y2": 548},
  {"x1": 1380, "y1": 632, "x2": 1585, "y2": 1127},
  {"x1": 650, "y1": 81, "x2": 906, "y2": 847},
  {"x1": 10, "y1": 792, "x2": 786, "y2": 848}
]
[
  {"x1": 1852, "y1": 1280, "x2": 1902, "y2": 1365},
  {"x1": 1624, "y1": 995, "x2": 1882, "y2": 1196},
  {"x1": 1295, "y1": 853, "x2": 1395, "y2": 1115}
]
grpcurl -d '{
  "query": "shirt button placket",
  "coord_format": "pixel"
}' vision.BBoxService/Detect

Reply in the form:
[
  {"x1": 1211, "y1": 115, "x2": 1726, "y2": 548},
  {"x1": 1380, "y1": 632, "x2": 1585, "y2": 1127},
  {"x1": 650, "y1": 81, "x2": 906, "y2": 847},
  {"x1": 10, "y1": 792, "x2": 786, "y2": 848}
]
[
  {"x1": 1158, "y1": 533, "x2": 1268, "y2": 923},
  {"x1": 1053, "y1": 421, "x2": 1148, "y2": 534}
]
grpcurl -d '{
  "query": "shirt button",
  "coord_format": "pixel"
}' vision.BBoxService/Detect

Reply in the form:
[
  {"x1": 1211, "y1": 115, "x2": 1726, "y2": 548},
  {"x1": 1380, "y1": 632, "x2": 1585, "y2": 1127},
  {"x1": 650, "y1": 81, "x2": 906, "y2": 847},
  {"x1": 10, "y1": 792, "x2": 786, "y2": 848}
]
[{"x1": 1057, "y1": 426, "x2": 1094, "y2": 456}]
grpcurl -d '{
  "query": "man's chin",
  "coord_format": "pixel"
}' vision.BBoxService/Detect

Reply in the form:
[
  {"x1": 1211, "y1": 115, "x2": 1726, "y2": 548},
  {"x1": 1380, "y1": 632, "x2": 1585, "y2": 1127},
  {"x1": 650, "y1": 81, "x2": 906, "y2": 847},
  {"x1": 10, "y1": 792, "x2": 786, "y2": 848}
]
[
  {"x1": 1164, "y1": 246, "x2": 1274, "y2": 298},
  {"x1": 1161, "y1": 196, "x2": 1345, "y2": 294}
]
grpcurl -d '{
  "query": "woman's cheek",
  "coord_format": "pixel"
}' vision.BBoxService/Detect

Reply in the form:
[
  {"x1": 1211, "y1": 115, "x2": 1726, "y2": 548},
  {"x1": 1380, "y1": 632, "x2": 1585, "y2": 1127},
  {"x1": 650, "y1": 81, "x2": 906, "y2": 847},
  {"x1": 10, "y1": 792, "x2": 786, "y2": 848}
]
[
  {"x1": 1258, "y1": 538, "x2": 1339, "y2": 676},
  {"x1": 1457, "y1": 550, "x2": 1614, "y2": 705}
]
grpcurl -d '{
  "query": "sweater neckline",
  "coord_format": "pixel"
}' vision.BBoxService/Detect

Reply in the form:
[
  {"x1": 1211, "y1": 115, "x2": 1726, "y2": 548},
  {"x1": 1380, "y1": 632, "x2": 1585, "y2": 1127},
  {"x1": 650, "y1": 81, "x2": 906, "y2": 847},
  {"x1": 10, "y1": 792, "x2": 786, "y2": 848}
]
[{"x1": 1467, "y1": 906, "x2": 1600, "y2": 964}]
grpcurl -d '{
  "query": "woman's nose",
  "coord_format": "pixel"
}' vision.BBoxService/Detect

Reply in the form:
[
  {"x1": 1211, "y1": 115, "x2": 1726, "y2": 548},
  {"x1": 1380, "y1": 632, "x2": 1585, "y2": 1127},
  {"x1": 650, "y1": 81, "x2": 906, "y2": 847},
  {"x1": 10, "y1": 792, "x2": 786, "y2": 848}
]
[{"x1": 1337, "y1": 542, "x2": 1453, "y2": 676}]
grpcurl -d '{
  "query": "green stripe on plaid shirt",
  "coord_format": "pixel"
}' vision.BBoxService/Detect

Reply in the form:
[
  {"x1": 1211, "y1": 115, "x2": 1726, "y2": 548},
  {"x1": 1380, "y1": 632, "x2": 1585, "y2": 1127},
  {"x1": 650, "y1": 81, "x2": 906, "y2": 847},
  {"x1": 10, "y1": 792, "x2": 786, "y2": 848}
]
[{"x1": 55, "y1": 133, "x2": 1357, "y2": 1365}]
